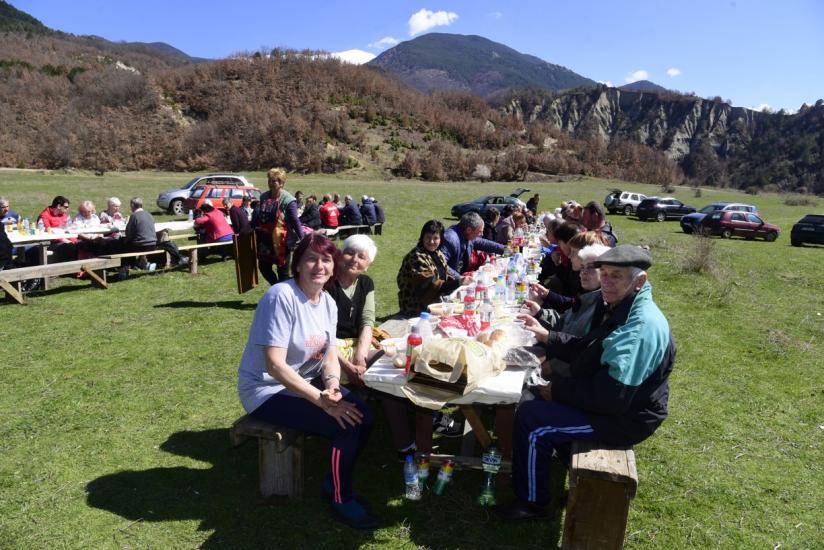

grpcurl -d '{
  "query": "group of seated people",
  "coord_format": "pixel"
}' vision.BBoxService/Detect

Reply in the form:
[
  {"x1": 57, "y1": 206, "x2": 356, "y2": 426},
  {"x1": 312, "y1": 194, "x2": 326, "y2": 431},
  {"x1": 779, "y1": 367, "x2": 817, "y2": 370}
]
[
  {"x1": 238, "y1": 193, "x2": 675, "y2": 529},
  {"x1": 1, "y1": 194, "x2": 195, "y2": 287},
  {"x1": 294, "y1": 191, "x2": 386, "y2": 231}
]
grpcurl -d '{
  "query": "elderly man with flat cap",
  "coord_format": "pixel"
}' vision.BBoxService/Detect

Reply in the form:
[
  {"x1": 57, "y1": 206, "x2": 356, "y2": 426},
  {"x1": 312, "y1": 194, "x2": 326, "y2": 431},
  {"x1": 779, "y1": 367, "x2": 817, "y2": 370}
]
[{"x1": 499, "y1": 245, "x2": 676, "y2": 520}]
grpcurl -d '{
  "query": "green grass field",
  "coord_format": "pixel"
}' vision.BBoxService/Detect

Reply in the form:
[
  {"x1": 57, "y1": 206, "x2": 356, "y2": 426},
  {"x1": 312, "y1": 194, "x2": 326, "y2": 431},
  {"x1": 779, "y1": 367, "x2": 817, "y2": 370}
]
[{"x1": 1, "y1": 169, "x2": 822, "y2": 549}]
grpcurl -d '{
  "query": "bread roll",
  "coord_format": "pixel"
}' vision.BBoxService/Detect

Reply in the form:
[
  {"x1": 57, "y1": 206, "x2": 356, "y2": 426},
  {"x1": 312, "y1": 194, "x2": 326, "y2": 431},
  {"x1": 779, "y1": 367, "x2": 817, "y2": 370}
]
[{"x1": 489, "y1": 329, "x2": 507, "y2": 344}]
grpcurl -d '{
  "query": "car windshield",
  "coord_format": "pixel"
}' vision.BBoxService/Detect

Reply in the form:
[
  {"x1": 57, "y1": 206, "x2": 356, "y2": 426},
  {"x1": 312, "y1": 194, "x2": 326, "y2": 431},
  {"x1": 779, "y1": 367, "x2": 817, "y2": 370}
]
[
  {"x1": 182, "y1": 177, "x2": 201, "y2": 190},
  {"x1": 698, "y1": 205, "x2": 722, "y2": 213},
  {"x1": 799, "y1": 215, "x2": 824, "y2": 224},
  {"x1": 190, "y1": 186, "x2": 205, "y2": 199},
  {"x1": 638, "y1": 199, "x2": 657, "y2": 206},
  {"x1": 470, "y1": 196, "x2": 492, "y2": 203}
]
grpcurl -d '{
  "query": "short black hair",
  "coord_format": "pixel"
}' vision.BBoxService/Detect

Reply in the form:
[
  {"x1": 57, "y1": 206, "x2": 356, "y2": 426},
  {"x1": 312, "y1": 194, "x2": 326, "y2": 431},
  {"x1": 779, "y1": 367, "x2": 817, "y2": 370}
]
[
  {"x1": 554, "y1": 221, "x2": 581, "y2": 243},
  {"x1": 51, "y1": 195, "x2": 69, "y2": 208},
  {"x1": 418, "y1": 219, "x2": 445, "y2": 248}
]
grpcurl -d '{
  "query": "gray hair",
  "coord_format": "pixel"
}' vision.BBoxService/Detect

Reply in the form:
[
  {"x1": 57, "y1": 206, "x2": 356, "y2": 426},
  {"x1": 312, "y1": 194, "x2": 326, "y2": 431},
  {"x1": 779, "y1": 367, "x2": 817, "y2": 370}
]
[
  {"x1": 629, "y1": 267, "x2": 646, "y2": 281},
  {"x1": 130, "y1": 197, "x2": 144, "y2": 210},
  {"x1": 342, "y1": 234, "x2": 377, "y2": 263},
  {"x1": 577, "y1": 244, "x2": 611, "y2": 264},
  {"x1": 0, "y1": 196, "x2": 9, "y2": 207},
  {"x1": 107, "y1": 197, "x2": 121, "y2": 207},
  {"x1": 460, "y1": 211, "x2": 484, "y2": 231}
]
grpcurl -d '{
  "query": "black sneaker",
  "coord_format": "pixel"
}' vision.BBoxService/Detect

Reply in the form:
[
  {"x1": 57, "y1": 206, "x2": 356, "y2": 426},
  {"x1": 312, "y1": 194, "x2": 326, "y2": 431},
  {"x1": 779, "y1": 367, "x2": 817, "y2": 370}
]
[
  {"x1": 21, "y1": 278, "x2": 42, "y2": 293},
  {"x1": 433, "y1": 412, "x2": 463, "y2": 438}
]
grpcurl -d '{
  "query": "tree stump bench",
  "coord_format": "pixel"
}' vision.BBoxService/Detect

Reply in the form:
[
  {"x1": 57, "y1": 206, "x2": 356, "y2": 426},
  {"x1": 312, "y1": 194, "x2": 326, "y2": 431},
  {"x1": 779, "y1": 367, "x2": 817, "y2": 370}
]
[
  {"x1": 561, "y1": 441, "x2": 638, "y2": 549},
  {"x1": 230, "y1": 415, "x2": 304, "y2": 500}
]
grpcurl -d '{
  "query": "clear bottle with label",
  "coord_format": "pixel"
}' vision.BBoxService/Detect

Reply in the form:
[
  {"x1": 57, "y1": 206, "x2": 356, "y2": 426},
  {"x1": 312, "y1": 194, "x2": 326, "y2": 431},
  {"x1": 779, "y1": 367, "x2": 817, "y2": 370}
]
[{"x1": 403, "y1": 454, "x2": 422, "y2": 500}]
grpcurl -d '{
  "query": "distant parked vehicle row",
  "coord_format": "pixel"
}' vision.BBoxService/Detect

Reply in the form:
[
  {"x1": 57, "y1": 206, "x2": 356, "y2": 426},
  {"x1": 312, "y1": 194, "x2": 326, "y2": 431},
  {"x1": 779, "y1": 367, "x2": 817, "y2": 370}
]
[
  {"x1": 790, "y1": 214, "x2": 824, "y2": 246},
  {"x1": 604, "y1": 189, "x2": 647, "y2": 215},
  {"x1": 680, "y1": 202, "x2": 758, "y2": 234},
  {"x1": 635, "y1": 197, "x2": 696, "y2": 221}
]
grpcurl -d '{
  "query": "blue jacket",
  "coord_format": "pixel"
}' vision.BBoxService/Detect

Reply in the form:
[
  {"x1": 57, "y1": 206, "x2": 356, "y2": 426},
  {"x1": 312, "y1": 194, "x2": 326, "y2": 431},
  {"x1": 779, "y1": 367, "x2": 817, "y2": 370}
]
[
  {"x1": 360, "y1": 199, "x2": 377, "y2": 225},
  {"x1": 547, "y1": 281, "x2": 675, "y2": 446},
  {"x1": 441, "y1": 223, "x2": 505, "y2": 278},
  {"x1": 339, "y1": 202, "x2": 363, "y2": 226}
]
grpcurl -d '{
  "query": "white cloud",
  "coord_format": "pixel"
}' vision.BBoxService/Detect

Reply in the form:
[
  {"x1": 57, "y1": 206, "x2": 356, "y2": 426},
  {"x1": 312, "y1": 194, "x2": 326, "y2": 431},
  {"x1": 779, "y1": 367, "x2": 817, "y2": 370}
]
[
  {"x1": 598, "y1": 80, "x2": 613, "y2": 87},
  {"x1": 750, "y1": 103, "x2": 772, "y2": 113},
  {"x1": 666, "y1": 67, "x2": 681, "y2": 77},
  {"x1": 624, "y1": 70, "x2": 649, "y2": 83},
  {"x1": 329, "y1": 49, "x2": 376, "y2": 65},
  {"x1": 487, "y1": 11, "x2": 503, "y2": 19},
  {"x1": 408, "y1": 9, "x2": 459, "y2": 36},
  {"x1": 368, "y1": 36, "x2": 399, "y2": 49}
]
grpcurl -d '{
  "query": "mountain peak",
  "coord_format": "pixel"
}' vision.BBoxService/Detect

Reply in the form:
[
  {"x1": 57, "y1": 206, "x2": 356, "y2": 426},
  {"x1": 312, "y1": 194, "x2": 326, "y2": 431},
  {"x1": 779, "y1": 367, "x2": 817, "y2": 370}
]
[
  {"x1": 619, "y1": 79, "x2": 669, "y2": 93},
  {"x1": 369, "y1": 32, "x2": 595, "y2": 96}
]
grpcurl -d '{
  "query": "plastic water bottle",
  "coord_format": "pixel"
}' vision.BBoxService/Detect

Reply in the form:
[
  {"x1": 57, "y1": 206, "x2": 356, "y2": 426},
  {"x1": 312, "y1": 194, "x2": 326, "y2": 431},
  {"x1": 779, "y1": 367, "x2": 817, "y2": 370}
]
[
  {"x1": 417, "y1": 454, "x2": 430, "y2": 491},
  {"x1": 479, "y1": 297, "x2": 494, "y2": 331},
  {"x1": 403, "y1": 455, "x2": 422, "y2": 500},
  {"x1": 417, "y1": 312, "x2": 434, "y2": 342},
  {"x1": 36, "y1": 219, "x2": 45, "y2": 234},
  {"x1": 478, "y1": 440, "x2": 503, "y2": 506},
  {"x1": 495, "y1": 275, "x2": 506, "y2": 302},
  {"x1": 187, "y1": 209, "x2": 194, "y2": 222}
]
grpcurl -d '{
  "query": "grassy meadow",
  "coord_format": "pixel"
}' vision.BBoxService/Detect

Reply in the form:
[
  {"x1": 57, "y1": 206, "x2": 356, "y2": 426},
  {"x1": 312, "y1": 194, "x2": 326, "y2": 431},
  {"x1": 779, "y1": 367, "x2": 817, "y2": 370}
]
[{"x1": 0, "y1": 169, "x2": 822, "y2": 549}]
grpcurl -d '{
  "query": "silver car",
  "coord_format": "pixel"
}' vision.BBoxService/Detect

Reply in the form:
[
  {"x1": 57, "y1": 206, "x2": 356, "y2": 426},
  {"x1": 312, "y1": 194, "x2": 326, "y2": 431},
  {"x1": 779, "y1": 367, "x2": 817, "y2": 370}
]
[{"x1": 156, "y1": 174, "x2": 253, "y2": 215}]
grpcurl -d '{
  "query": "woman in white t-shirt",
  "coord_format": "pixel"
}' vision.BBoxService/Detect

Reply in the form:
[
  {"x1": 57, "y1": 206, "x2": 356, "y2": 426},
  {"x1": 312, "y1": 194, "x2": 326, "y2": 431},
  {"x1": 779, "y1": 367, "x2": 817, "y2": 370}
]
[{"x1": 237, "y1": 233, "x2": 378, "y2": 529}]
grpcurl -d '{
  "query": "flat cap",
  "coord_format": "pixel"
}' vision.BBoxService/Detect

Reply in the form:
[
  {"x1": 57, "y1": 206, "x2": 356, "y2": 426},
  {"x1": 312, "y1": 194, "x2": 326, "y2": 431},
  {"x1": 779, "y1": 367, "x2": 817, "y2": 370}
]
[{"x1": 593, "y1": 244, "x2": 652, "y2": 269}]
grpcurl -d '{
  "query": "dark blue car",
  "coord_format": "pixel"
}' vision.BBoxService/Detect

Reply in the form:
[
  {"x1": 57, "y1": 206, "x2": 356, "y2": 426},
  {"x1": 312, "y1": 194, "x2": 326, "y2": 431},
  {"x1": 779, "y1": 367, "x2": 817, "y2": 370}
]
[
  {"x1": 450, "y1": 188, "x2": 530, "y2": 218},
  {"x1": 790, "y1": 214, "x2": 824, "y2": 246}
]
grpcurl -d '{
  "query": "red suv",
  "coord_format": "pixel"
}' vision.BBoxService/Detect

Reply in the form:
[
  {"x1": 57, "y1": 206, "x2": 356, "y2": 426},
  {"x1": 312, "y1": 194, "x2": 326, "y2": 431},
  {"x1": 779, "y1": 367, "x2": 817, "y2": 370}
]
[
  {"x1": 183, "y1": 183, "x2": 261, "y2": 212},
  {"x1": 699, "y1": 211, "x2": 780, "y2": 241}
]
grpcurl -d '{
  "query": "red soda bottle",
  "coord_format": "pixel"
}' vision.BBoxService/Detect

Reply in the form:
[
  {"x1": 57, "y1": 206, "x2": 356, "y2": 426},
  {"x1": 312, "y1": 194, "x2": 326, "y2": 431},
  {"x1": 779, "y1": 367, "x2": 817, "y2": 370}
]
[{"x1": 404, "y1": 324, "x2": 422, "y2": 375}]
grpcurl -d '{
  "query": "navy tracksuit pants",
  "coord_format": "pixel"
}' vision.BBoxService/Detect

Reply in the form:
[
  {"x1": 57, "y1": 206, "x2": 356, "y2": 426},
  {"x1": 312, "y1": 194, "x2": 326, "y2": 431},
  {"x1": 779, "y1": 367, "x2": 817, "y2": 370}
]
[
  {"x1": 512, "y1": 400, "x2": 597, "y2": 505},
  {"x1": 250, "y1": 379, "x2": 374, "y2": 504}
]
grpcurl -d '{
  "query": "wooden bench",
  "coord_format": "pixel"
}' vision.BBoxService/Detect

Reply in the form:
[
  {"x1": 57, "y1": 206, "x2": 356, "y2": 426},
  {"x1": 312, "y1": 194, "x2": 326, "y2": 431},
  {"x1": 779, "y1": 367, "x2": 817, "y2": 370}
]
[
  {"x1": 230, "y1": 415, "x2": 304, "y2": 500},
  {"x1": 335, "y1": 224, "x2": 374, "y2": 239},
  {"x1": 561, "y1": 442, "x2": 638, "y2": 550},
  {"x1": 0, "y1": 257, "x2": 121, "y2": 304}
]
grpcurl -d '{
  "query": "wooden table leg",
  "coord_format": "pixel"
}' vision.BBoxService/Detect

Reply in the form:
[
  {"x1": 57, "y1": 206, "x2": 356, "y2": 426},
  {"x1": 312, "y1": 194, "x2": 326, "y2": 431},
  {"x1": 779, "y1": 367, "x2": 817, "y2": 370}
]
[
  {"x1": 494, "y1": 404, "x2": 516, "y2": 461},
  {"x1": 460, "y1": 405, "x2": 492, "y2": 449},
  {"x1": 38, "y1": 243, "x2": 50, "y2": 290},
  {"x1": 415, "y1": 407, "x2": 433, "y2": 453}
]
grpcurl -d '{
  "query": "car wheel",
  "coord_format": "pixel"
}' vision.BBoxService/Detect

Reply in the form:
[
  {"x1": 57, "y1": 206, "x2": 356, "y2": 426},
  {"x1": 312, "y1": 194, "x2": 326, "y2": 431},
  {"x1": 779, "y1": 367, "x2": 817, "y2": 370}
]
[
  {"x1": 765, "y1": 231, "x2": 778, "y2": 242},
  {"x1": 624, "y1": 204, "x2": 633, "y2": 216},
  {"x1": 169, "y1": 199, "x2": 184, "y2": 216},
  {"x1": 791, "y1": 239, "x2": 801, "y2": 247},
  {"x1": 656, "y1": 211, "x2": 666, "y2": 222},
  {"x1": 682, "y1": 225, "x2": 693, "y2": 234},
  {"x1": 721, "y1": 228, "x2": 733, "y2": 239}
]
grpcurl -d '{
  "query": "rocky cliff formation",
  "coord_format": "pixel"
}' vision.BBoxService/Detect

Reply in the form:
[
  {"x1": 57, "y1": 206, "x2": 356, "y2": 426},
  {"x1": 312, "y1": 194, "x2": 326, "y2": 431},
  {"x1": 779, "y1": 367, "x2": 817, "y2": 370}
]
[{"x1": 504, "y1": 86, "x2": 767, "y2": 161}]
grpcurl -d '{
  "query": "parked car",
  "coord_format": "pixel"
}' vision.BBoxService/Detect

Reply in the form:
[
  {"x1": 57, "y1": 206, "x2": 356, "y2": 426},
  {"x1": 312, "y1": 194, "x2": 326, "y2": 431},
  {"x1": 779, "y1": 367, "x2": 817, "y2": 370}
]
[
  {"x1": 699, "y1": 211, "x2": 780, "y2": 241},
  {"x1": 790, "y1": 214, "x2": 824, "y2": 246},
  {"x1": 604, "y1": 189, "x2": 648, "y2": 215},
  {"x1": 450, "y1": 188, "x2": 530, "y2": 218},
  {"x1": 183, "y1": 182, "x2": 262, "y2": 213},
  {"x1": 635, "y1": 197, "x2": 696, "y2": 221},
  {"x1": 680, "y1": 202, "x2": 759, "y2": 234},
  {"x1": 156, "y1": 174, "x2": 254, "y2": 215}
]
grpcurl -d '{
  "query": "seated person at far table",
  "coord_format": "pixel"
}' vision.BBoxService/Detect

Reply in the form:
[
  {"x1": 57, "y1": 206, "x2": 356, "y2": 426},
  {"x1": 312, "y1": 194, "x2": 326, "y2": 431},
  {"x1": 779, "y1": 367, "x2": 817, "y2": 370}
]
[
  {"x1": 29, "y1": 195, "x2": 77, "y2": 265},
  {"x1": 319, "y1": 194, "x2": 339, "y2": 229},
  {"x1": 396, "y1": 219, "x2": 470, "y2": 317},
  {"x1": 299, "y1": 194, "x2": 322, "y2": 230},
  {"x1": 326, "y1": 235, "x2": 379, "y2": 385},
  {"x1": 442, "y1": 211, "x2": 504, "y2": 279},
  {"x1": 497, "y1": 245, "x2": 676, "y2": 521},
  {"x1": 74, "y1": 200, "x2": 100, "y2": 226},
  {"x1": 339, "y1": 195, "x2": 363, "y2": 226},
  {"x1": 237, "y1": 234, "x2": 379, "y2": 529},
  {"x1": 193, "y1": 199, "x2": 234, "y2": 261},
  {"x1": 98, "y1": 197, "x2": 125, "y2": 224},
  {"x1": 223, "y1": 197, "x2": 252, "y2": 236},
  {"x1": 0, "y1": 196, "x2": 21, "y2": 226}
]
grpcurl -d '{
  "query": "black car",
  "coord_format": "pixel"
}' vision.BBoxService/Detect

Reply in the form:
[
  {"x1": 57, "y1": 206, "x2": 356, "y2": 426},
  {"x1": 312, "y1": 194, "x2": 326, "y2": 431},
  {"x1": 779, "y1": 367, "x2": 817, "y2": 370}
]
[
  {"x1": 450, "y1": 188, "x2": 530, "y2": 218},
  {"x1": 790, "y1": 214, "x2": 824, "y2": 246},
  {"x1": 636, "y1": 197, "x2": 696, "y2": 221}
]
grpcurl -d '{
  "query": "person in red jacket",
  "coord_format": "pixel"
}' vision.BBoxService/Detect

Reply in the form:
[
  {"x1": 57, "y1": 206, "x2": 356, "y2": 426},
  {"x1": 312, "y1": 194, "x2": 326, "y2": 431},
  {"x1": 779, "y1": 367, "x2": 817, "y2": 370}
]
[
  {"x1": 193, "y1": 200, "x2": 233, "y2": 261},
  {"x1": 319, "y1": 194, "x2": 340, "y2": 229}
]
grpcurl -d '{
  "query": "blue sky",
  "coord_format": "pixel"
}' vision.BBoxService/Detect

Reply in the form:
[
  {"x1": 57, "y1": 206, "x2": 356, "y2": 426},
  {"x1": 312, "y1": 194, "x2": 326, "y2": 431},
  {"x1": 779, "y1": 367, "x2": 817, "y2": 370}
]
[{"x1": 13, "y1": 0, "x2": 824, "y2": 112}]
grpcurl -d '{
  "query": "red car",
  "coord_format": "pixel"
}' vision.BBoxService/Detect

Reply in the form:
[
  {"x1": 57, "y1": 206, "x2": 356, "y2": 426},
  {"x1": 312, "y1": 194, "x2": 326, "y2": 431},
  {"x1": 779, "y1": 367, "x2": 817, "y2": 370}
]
[
  {"x1": 183, "y1": 183, "x2": 261, "y2": 212},
  {"x1": 699, "y1": 211, "x2": 780, "y2": 241}
]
